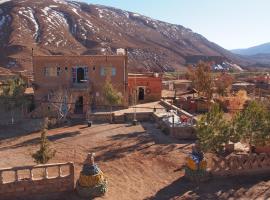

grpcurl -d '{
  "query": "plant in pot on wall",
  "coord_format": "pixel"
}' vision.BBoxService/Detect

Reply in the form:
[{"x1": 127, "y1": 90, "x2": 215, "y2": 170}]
[{"x1": 233, "y1": 100, "x2": 270, "y2": 154}]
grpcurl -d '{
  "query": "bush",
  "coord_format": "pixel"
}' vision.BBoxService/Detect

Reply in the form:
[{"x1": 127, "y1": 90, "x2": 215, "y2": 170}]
[
  {"x1": 32, "y1": 121, "x2": 56, "y2": 164},
  {"x1": 196, "y1": 104, "x2": 230, "y2": 154}
]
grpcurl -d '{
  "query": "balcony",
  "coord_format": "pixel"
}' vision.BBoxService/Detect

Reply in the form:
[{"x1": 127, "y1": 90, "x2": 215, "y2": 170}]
[{"x1": 71, "y1": 81, "x2": 91, "y2": 91}]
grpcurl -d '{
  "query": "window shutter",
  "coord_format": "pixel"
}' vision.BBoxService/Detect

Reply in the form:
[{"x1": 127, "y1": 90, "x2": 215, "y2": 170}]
[
  {"x1": 84, "y1": 67, "x2": 88, "y2": 80},
  {"x1": 100, "y1": 67, "x2": 105, "y2": 76},
  {"x1": 112, "y1": 67, "x2": 116, "y2": 76},
  {"x1": 72, "y1": 67, "x2": 76, "y2": 83}
]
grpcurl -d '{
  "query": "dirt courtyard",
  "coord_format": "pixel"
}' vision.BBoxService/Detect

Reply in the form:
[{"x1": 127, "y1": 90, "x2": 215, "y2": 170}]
[{"x1": 0, "y1": 122, "x2": 270, "y2": 200}]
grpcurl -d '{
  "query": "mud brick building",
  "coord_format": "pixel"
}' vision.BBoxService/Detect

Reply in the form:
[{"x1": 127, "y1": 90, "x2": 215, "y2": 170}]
[
  {"x1": 33, "y1": 53, "x2": 128, "y2": 116},
  {"x1": 128, "y1": 73, "x2": 162, "y2": 104}
]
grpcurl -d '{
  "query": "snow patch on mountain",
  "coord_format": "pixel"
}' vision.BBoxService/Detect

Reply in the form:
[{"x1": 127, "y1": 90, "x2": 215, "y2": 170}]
[
  {"x1": 0, "y1": 0, "x2": 10, "y2": 5},
  {"x1": 18, "y1": 7, "x2": 39, "y2": 41}
]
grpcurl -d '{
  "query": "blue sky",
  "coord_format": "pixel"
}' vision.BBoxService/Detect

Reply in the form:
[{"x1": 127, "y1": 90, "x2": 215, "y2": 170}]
[{"x1": 81, "y1": 0, "x2": 270, "y2": 50}]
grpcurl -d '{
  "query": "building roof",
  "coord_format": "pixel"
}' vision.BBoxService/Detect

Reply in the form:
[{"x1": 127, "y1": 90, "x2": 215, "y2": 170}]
[
  {"x1": 128, "y1": 73, "x2": 160, "y2": 78},
  {"x1": 232, "y1": 82, "x2": 255, "y2": 86}
]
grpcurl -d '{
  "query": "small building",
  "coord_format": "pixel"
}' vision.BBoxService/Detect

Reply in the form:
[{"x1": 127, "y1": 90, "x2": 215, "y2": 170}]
[
  {"x1": 173, "y1": 80, "x2": 192, "y2": 91},
  {"x1": 33, "y1": 52, "x2": 128, "y2": 117},
  {"x1": 232, "y1": 82, "x2": 255, "y2": 94},
  {"x1": 128, "y1": 73, "x2": 162, "y2": 104}
]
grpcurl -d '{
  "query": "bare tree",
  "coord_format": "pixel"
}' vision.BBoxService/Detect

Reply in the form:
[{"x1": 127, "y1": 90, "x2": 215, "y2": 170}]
[{"x1": 48, "y1": 87, "x2": 74, "y2": 121}]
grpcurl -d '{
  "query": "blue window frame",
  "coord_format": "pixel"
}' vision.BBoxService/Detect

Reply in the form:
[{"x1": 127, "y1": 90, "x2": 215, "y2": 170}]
[
  {"x1": 112, "y1": 67, "x2": 116, "y2": 76},
  {"x1": 100, "y1": 67, "x2": 105, "y2": 76}
]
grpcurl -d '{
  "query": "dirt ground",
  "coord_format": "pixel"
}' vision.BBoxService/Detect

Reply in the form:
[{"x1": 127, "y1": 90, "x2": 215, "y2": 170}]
[{"x1": 0, "y1": 122, "x2": 270, "y2": 200}]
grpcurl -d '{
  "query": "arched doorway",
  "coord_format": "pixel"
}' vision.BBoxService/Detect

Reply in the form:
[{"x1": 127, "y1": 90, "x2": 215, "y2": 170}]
[
  {"x1": 75, "y1": 96, "x2": 83, "y2": 114},
  {"x1": 138, "y1": 87, "x2": 145, "y2": 101},
  {"x1": 77, "y1": 68, "x2": 85, "y2": 83}
]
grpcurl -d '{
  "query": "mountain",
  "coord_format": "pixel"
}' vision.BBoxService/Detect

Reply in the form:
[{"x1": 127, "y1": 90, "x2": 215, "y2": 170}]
[
  {"x1": 231, "y1": 43, "x2": 270, "y2": 56},
  {"x1": 0, "y1": 0, "x2": 248, "y2": 73},
  {"x1": 231, "y1": 43, "x2": 270, "y2": 69}
]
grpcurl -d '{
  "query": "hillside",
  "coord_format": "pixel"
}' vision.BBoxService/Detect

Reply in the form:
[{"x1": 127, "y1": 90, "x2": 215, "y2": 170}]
[
  {"x1": 231, "y1": 43, "x2": 270, "y2": 68},
  {"x1": 0, "y1": 0, "x2": 249, "y2": 72},
  {"x1": 232, "y1": 42, "x2": 270, "y2": 56}
]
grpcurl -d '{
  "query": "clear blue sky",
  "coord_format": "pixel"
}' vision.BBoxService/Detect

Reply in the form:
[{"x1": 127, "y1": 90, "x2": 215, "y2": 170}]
[{"x1": 80, "y1": 0, "x2": 270, "y2": 50}]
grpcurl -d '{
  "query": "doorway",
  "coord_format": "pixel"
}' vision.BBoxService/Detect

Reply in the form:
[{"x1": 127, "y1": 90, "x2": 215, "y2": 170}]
[
  {"x1": 138, "y1": 87, "x2": 145, "y2": 101},
  {"x1": 75, "y1": 96, "x2": 83, "y2": 114},
  {"x1": 77, "y1": 67, "x2": 85, "y2": 83}
]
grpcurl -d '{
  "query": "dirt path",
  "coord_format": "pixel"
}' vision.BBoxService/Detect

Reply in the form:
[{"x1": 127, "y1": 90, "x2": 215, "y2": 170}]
[{"x1": 0, "y1": 123, "x2": 269, "y2": 199}]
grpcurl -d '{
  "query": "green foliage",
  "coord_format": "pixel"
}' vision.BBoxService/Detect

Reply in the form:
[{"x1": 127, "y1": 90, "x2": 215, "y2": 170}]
[
  {"x1": 32, "y1": 120, "x2": 56, "y2": 164},
  {"x1": 196, "y1": 104, "x2": 230, "y2": 154},
  {"x1": 0, "y1": 78, "x2": 30, "y2": 111},
  {"x1": 103, "y1": 81, "x2": 122, "y2": 106},
  {"x1": 233, "y1": 100, "x2": 270, "y2": 146},
  {"x1": 197, "y1": 100, "x2": 270, "y2": 154}
]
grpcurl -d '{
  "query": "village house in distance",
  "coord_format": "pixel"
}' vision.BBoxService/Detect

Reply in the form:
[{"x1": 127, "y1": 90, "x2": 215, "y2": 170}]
[{"x1": 33, "y1": 49, "x2": 162, "y2": 118}]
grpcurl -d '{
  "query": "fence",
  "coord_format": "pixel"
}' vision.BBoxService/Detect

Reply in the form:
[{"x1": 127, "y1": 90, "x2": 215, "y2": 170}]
[
  {"x1": 0, "y1": 162, "x2": 74, "y2": 200},
  {"x1": 208, "y1": 153, "x2": 270, "y2": 177}
]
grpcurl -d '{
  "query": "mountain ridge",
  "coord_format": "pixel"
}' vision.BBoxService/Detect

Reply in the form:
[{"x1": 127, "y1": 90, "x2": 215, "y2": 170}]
[
  {"x1": 231, "y1": 42, "x2": 270, "y2": 56},
  {"x1": 0, "y1": 0, "x2": 253, "y2": 72}
]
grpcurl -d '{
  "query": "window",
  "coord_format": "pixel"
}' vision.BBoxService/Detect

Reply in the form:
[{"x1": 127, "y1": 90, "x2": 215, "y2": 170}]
[
  {"x1": 57, "y1": 67, "x2": 61, "y2": 76},
  {"x1": 44, "y1": 67, "x2": 57, "y2": 77},
  {"x1": 100, "y1": 67, "x2": 116, "y2": 76},
  {"x1": 100, "y1": 67, "x2": 105, "y2": 76},
  {"x1": 112, "y1": 67, "x2": 116, "y2": 76}
]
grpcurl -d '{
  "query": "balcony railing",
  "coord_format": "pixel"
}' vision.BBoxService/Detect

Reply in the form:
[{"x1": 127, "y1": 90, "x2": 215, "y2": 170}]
[{"x1": 71, "y1": 81, "x2": 90, "y2": 90}]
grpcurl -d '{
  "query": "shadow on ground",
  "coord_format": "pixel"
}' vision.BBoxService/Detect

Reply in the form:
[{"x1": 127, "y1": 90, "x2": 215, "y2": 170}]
[
  {"x1": 0, "y1": 131, "x2": 81, "y2": 151},
  {"x1": 90, "y1": 123, "x2": 194, "y2": 162},
  {"x1": 145, "y1": 175, "x2": 270, "y2": 200}
]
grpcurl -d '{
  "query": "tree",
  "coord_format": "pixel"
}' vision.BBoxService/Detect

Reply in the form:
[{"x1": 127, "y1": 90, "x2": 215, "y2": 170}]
[
  {"x1": 103, "y1": 80, "x2": 122, "y2": 123},
  {"x1": 47, "y1": 87, "x2": 73, "y2": 121},
  {"x1": 233, "y1": 100, "x2": 270, "y2": 147},
  {"x1": 227, "y1": 90, "x2": 248, "y2": 113},
  {"x1": 215, "y1": 72, "x2": 233, "y2": 97},
  {"x1": 188, "y1": 62, "x2": 213, "y2": 101},
  {"x1": 0, "y1": 77, "x2": 31, "y2": 123},
  {"x1": 196, "y1": 103, "x2": 230, "y2": 154},
  {"x1": 32, "y1": 118, "x2": 56, "y2": 164}
]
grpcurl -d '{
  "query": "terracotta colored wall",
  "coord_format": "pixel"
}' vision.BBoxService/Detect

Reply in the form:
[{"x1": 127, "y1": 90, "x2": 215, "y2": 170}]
[
  {"x1": 0, "y1": 163, "x2": 74, "y2": 200},
  {"x1": 128, "y1": 76, "x2": 162, "y2": 104},
  {"x1": 33, "y1": 55, "x2": 128, "y2": 113}
]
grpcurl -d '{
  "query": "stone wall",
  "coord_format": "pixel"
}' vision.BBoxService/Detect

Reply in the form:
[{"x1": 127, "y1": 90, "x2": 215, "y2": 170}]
[
  {"x1": 208, "y1": 153, "x2": 270, "y2": 177},
  {"x1": 153, "y1": 113, "x2": 196, "y2": 139},
  {"x1": 160, "y1": 99, "x2": 196, "y2": 122},
  {"x1": 0, "y1": 162, "x2": 74, "y2": 200},
  {"x1": 89, "y1": 112, "x2": 154, "y2": 124}
]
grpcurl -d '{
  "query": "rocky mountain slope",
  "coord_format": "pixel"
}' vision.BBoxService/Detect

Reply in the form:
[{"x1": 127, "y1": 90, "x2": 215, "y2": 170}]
[{"x1": 0, "y1": 0, "x2": 249, "y2": 72}]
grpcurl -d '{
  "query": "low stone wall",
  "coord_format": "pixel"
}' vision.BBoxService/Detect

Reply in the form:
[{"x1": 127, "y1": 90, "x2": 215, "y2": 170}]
[
  {"x1": 170, "y1": 126, "x2": 196, "y2": 140},
  {"x1": 89, "y1": 113, "x2": 113, "y2": 123},
  {"x1": 160, "y1": 99, "x2": 196, "y2": 123},
  {"x1": 208, "y1": 153, "x2": 270, "y2": 177},
  {"x1": 153, "y1": 113, "x2": 196, "y2": 139},
  {"x1": 123, "y1": 112, "x2": 154, "y2": 123},
  {"x1": 89, "y1": 112, "x2": 154, "y2": 124},
  {"x1": 0, "y1": 162, "x2": 74, "y2": 200}
]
